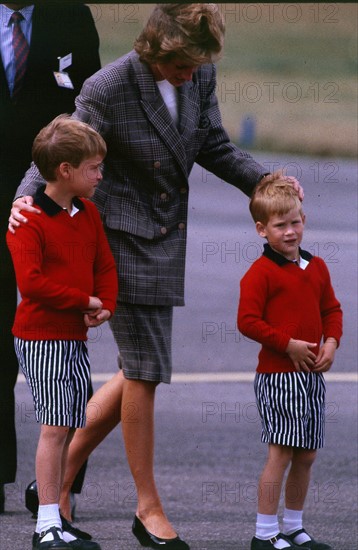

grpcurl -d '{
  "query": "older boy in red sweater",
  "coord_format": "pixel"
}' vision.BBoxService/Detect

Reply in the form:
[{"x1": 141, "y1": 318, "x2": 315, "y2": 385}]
[
  {"x1": 7, "y1": 116, "x2": 118, "y2": 550},
  {"x1": 237, "y1": 175, "x2": 342, "y2": 550}
]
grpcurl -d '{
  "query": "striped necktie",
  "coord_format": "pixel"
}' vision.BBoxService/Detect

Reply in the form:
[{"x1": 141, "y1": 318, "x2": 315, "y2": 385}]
[{"x1": 11, "y1": 11, "x2": 29, "y2": 98}]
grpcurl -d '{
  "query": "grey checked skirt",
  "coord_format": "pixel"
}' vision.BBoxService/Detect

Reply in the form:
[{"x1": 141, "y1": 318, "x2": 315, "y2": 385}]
[{"x1": 109, "y1": 302, "x2": 173, "y2": 384}]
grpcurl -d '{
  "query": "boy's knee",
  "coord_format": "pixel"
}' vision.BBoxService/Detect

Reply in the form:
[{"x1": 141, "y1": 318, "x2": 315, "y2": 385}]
[
  {"x1": 293, "y1": 448, "x2": 317, "y2": 468},
  {"x1": 40, "y1": 424, "x2": 71, "y2": 444},
  {"x1": 268, "y1": 444, "x2": 293, "y2": 468}
]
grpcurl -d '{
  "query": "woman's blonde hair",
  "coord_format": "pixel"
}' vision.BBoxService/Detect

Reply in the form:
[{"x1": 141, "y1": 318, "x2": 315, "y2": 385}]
[
  {"x1": 32, "y1": 115, "x2": 107, "y2": 181},
  {"x1": 250, "y1": 173, "x2": 303, "y2": 224},
  {"x1": 134, "y1": 3, "x2": 225, "y2": 65}
]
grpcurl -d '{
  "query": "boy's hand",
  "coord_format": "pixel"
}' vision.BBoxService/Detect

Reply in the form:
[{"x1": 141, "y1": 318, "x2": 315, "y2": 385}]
[
  {"x1": 8, "y1": 196, "x2": 41, "y2": 234},
  {"x1": 286, "y1": 338, "x2": 317, "y2": 372},
  {"x1": 84, "y1": 309, "x2": 111, "y2": 327},
  {"x1": 312, "y1": 338, "x2": 337, "y2": 372},
  {"x1": 86, "y1": 296, "x2": 103, "y2": 311}
]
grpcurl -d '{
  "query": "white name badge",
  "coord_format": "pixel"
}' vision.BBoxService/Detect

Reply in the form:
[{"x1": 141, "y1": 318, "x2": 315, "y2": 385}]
[{"x1": 53, "y1": 71, "x2": 74, "y2": 89}]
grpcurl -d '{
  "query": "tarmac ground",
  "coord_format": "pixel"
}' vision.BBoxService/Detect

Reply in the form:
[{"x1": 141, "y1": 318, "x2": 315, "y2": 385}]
[
  {"x1": 1, "y1": 156, "x2": 357, "y2": 549},
  {"x1": 0, "y1": 375, "x2": 357, "y2": 549}
]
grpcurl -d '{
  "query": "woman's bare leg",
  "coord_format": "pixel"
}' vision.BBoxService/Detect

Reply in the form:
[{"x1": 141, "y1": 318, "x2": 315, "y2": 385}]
[
  {"x1": 121, "y1": 377, "x2": 177, "y2": 539},
  {"x1": 59, "y1": 372, "x2": 124, "y2": 519}
]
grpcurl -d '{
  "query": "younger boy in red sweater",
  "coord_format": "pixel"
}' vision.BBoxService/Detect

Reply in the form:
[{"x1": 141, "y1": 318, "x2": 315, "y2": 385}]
[
  {"x1": 237, "y1": 175, "x2": 342, "y2": 550},
  {"x1": 7, "y1": 116, "x2": 118, "y2": 550}
]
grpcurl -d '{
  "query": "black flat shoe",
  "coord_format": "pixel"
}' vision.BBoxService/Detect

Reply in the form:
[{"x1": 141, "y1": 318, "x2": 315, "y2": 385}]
[
  {"x1": 32, "y1": 527, "x2": 70, "y2": 549},
  {"x1": 61, "y1": 515, "x2": 93, "y2": 541},
  {"x1": 286, "y1": 529, "x2": 332, "y2": 549},
  {"x1": 251, "y1": 534, "x2": 302, "y2": 549},
  {"x1": 132, "y1": 515, "x2": 190, "y2": 549},
  {"x1": 66, "y1": 539, "x2": 102, "y2": 549},
  {"x1": 26, "y1": 480, "x2": 39, "y2": 518}
]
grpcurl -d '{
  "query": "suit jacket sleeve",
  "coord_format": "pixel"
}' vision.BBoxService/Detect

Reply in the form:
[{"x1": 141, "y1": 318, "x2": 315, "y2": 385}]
[
  {"x1": 195, "y1": 64, "x2": 268, "y2": 197},
  {"x1": 87, "y1": 202, "x2": 118, "y2": 315}
]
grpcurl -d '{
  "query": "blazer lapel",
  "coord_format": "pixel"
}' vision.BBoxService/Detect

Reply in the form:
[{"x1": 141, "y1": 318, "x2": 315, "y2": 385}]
[
  {"x1": 178, "y1": 80, "x2": 200, "y2": 139},
  {"x1": 130, "y1": 53, "x2": 188, "y2": 177},
  {"x1": 25, "y1": 5, "x2": 48, "y2": 73}
]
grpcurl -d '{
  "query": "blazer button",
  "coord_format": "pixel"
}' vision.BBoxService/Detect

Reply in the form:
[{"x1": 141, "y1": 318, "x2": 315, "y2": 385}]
[
  {"x1": 178, "y1": 223, "x2": 186, "y2": 230},
  {"x1": 154, "y1": 161, "x2": 161, "y2": 168},
  {"x1": 160, "y1": 192, "x2": 168, "y2": 200},
  {"x1": 160, "y1": 227, "x2": 167, "y2": 235},
  {"x1": 180, "y1": 187, "x2": 187, "y2": 194}
]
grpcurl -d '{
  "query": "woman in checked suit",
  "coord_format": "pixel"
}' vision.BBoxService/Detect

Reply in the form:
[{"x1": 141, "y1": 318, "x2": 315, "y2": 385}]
[{"x1": 10, "y1": 4, "x2": 302, "y2": 549}]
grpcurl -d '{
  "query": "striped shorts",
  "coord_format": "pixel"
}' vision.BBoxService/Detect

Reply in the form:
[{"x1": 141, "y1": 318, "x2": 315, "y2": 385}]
[
  {"x1": 109, "y1": 302, "x2": 173, "y2": 384},
  {"x1": 254, "y1": 372, "x2": 326, "y2": 449},
  {"x1": 14, "y1": 338, "x2": 90, "y2": 428}
]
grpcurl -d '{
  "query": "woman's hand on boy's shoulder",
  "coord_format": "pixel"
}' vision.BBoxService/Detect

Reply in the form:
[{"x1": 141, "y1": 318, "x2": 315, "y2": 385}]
[{"x1": 8, "y1": 196, "x2": 41, "y2": 234}]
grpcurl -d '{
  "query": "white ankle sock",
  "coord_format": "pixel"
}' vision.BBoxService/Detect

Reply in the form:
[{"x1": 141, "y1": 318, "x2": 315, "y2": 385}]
[
  {"x1": 36, "y1": 503, "x2": 62, "y2": 535},
  {"x1": 283, "y1": 507, "x2": 303, "y2": 534},
  {"x1": 283, "y1": 508, "x2": 311, "y2": 544},
  {"x1": 256, "y1": 513, "x2": 292, "y2": 549},
  {"x1": 256, "y1": 513, "x2": 280, "y2": 540}
]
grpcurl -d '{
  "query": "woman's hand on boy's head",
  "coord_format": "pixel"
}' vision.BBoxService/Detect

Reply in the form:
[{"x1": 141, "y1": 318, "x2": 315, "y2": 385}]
[
  {"x1": 259, "y1": 174, "x2": 304, "y2": 201},
  {"x1": 8, "y1": 196, "x2": 41, "y2": 234},
  {"x1": 283, "y1": 175, "x2": 304, "y2": 201}
]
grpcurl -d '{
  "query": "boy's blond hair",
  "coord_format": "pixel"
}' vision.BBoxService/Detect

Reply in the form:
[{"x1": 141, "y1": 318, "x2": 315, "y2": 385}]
[
  {"x1": 32, "y1": 115, "x2": 107, "y2": 181},
  {"x1": 134, "y1": 3, "x2": 225, "y2": 65},
  {"x1": 250, "y1": 173, "x2": 303, "y2": 225}
]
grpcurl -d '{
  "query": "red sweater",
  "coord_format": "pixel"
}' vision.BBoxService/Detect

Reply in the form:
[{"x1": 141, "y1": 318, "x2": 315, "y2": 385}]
[
  {"x1": 237, "y1": 245, "x2": 343, "y2": 373},
  {"x1": 7, "y1": 187, "x2": 118, "y2": 341}
]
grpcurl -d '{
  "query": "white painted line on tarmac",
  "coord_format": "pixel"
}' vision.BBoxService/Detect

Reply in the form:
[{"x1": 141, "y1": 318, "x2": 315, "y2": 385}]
[{"x1": 16, "y1": 372, "x2": 357, "y2": 383}]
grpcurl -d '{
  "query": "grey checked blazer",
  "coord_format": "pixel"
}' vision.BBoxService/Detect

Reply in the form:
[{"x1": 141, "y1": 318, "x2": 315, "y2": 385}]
[{"x1": 17, "y1": 51, "x2": 267, "y2": 306}]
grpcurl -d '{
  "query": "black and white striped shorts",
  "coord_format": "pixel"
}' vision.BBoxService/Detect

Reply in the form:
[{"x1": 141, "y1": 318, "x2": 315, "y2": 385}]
[
  {"x1": 254, "y1": 372, "x2": 326, "y2": 449},
  {"x1": 109, "y1": 302, "x2": 173, "y2": 384},
  {"x1": 14, "y1": 338, "x2": 90, "y2": 428}
]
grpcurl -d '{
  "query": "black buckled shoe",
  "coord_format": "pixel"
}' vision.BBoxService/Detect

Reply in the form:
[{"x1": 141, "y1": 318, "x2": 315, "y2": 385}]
[
  {"x1": 286, "y1": 529, "x2": 332, "y2": 549},
  {"x1": 251, "y1": 533, "x2": 302, "y2": 549},
  {"x1": 32, "y1": 527, "x2": 70, "y2": 549},
  {"x1": 61, "y1": 516, "x2": 101, "y2": 549},
  {"x1": 132, "y1": 515, "x2": 190, "y2": 549},
  {"x1": 65, "y1": 539, "x2": 102, "y2": 549},
  {"x1": 61, "y1": 515, "x2": 92, "y2": 541}
]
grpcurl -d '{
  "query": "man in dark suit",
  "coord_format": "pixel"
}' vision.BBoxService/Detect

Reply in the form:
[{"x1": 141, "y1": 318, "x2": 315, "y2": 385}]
[{"x1": 0, "y1": 1, "x2": 100, "y2": 513}]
